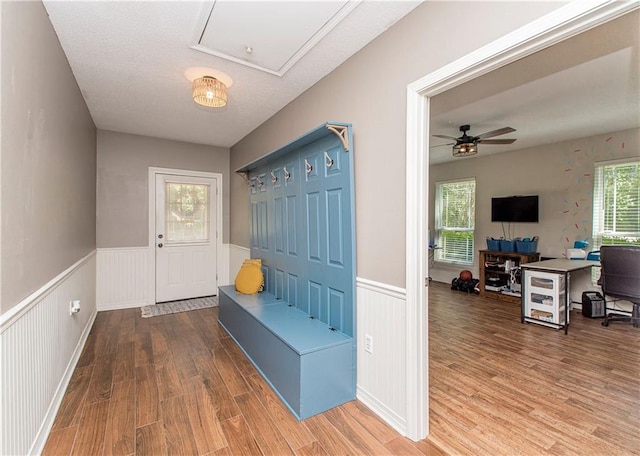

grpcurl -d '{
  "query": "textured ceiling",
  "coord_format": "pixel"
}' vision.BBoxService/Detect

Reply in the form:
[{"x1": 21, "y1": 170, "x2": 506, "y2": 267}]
[{"x1": 43, "y1": 0, "x2": 421, "y2": 148}]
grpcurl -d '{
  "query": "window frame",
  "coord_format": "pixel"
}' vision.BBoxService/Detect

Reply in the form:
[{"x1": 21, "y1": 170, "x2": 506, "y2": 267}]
[
  {"x1": 434, "y1": 177, "x2": 476, "y2": 265},
  {"x1": 592, "y1": 158, "x2": 640, "y2": 249}
]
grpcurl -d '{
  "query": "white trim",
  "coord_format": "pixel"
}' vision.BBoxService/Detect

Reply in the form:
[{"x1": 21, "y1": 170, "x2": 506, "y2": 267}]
[
  {"x1": 405, "y1": 0, "x2": 639, "y2": 442},
  {"x1": 594, "y1": 157, "x2": 640, "y2": 167},
  {"x1": 356, "y1": 385, "x2": 406, "y2": 437},
  {"x1": 147, "y1": 167, "x2": 224, "y2": 305},
  {"x1": 31, "y1": 307, "x2": 97, "y2": 455},
  {"x1": 356, "y1": 277, "x2": 406, "y2": 301},
  {"x1": 0, "y1": 250, "x2": 96, "y2": 332}
]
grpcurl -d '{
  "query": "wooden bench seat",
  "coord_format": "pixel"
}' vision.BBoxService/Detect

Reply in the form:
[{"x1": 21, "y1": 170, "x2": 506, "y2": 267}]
[{"x1": 218, "y1": 285, "x2": 355, "y2": 420}]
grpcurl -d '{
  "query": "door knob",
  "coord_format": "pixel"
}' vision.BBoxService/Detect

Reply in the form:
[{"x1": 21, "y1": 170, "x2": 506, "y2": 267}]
[{"x1": 157, "y1": 243, "x2": 163, "y2": 248}]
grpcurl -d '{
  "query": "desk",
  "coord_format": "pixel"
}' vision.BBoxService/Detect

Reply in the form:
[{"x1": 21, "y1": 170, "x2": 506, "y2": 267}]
[{"x1": 520, "y1": 259, "x2": 599, "y2": 334}]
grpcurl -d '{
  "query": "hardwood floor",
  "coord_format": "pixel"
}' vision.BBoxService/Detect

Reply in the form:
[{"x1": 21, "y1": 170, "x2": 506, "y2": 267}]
[
  {"x1": 43, "y1": 284, "x2": 639, "y2": 455},
  {"x1": 43, "y1": 306, "x2": 444, "y2": 456},
  {"x1": 428, "y1": 282, "x2": 640, "y2": 455}
]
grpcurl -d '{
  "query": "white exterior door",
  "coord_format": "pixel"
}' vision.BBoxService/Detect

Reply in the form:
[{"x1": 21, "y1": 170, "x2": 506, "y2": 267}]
[{"x1": 155, "y1": 173, "x2": 217, "y2": 303}]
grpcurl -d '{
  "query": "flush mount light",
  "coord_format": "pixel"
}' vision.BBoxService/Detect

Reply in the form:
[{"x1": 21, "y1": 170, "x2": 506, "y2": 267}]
[{"x1": 192, "y1": 76, "x2": 227, "y2": 108}]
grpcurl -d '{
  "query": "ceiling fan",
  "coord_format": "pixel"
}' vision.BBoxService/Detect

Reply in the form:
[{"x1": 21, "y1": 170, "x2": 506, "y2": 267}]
[{"x1": 433, "y1": 124, "x2": 517, "y2": 157}]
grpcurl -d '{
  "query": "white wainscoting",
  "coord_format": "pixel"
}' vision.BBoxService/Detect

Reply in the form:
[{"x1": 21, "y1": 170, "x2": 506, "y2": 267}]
[
  {"x1": 0, "y1": 251, "x2": 97, "y2": 456},
  {"x1": 356, "y1": 277, "x2": 408, "y2": 436},
  {"x1": 228, "y1": 244, "x2": 250, "y2": 285},
  {"x1": 97, "y1": 245, "x2": 244, "y2": 309},
  {"x1": 97, "y1": 247, "x2": 149, "y2": 310}
]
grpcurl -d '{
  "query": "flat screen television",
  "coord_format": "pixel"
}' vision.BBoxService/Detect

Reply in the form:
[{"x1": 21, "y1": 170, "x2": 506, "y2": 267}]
[{"x1": 491, "y1": 195, "x2": 539, "y2": 223}]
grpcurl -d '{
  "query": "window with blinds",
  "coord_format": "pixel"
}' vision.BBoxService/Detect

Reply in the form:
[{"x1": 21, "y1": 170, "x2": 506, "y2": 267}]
[
  {"x1": 435, "y1": 179, "x2": 476, "y2": 264},
  {"x1": 592, "y1": 160, "x2": 640, "y2": 249}
]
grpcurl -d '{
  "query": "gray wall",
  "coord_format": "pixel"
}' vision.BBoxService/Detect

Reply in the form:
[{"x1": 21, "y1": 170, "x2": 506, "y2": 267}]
[
  {"x1": 1, "y1": 1, "x2": 97, "y2": 313},
  {"x1": 229, "y1": 1, "x2": 562, "y2": 288},
  {"x1": 97, "y1": 130, "x2": 230, "y2": 248},
  {"x1": 429, "y1": 128, "x2": 640, "y2": 282}
]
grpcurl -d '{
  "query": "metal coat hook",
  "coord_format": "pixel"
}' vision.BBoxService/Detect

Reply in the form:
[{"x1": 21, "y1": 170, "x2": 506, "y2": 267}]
[
  {"x1": 256, "y1": 177, "x2": 264, "y2": 188},
  {"x1": 324, "y1": 151, "x2": 334, "y2": 168},
  {"x1": 284, "y1": 167, "x2": 291, "y2": 181},
  {"x1": 271, "y1": 171, "x2": 278, "y2": 184},
  {"x1": 305, "y1": 159, "x2": 313, "y2": 174}
]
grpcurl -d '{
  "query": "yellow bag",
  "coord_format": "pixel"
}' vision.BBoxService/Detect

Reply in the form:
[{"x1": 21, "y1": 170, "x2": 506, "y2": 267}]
[{"x1": 235, "y1": 259, "x2": 264, "y2": 295}]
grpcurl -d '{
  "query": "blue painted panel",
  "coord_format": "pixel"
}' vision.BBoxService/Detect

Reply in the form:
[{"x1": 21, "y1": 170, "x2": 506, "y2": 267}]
[
  {"x1": 249, "y1": 177, "x2": 258, "y2": 195},
  {"x1": 271, "y1": 166, "x2": 283, "y2": 189},
  {"x1": 328, "y1": 287, "x2": 345, "y2": 332},
  {"x1": 323, "y1": 145, "x2": 343, "y2": 177},
  {"x1": 274, "y1": 269, "x2": 285, "y2": 299},
  {"x1": 246, "y1": 304, "x2": 350, "y2": 354},
  {"x1": 261, "y1": 264, "x2": 273, "y2": 295},
  {"x1": 326, "y1": 189, "x2": 344, "y2": 268},
  {"x1": 308, "y1": 281, "x2": 322, "y2": 319},
  {"x1": 286, "y1": 195, "x2": 297, "y2": 257},
  {"x1": 250, "y1": 202, "x2": 259, "y2": 249},
  {"x1": 257, "y1": 172, "x2": 267, "y2": 193},
  {"x1": 287, "y1": 273, "x2": 298, "y2": 307},
  {"x1": 306, "y1": 192, "x2": 321, "y2": 263},
  {"x1": 299, "y1": 343, "x2": 355, "y2": 419},
  {"x1": 284, "y1": 159, "x2": 297, "y2": 187},
  {"x1": 274, "y1": 197, "x2": 285, "y2": 254},
  {"x1": 303, "y1": 152, "x2": 320, "y2": 182},
  {"x1": 258, "y1": 200, "x2": 269, "y2": 251}
]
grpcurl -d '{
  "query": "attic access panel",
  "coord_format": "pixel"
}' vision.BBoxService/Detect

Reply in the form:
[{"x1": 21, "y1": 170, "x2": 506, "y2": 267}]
[{"x1": 191, "y1": 1, "x2": 360, "y2": 77}]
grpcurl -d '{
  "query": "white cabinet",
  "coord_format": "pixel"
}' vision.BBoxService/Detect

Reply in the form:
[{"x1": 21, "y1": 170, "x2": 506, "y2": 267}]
[{"x1": 524, "y1": 270, "x2": 567, "y2": 326}]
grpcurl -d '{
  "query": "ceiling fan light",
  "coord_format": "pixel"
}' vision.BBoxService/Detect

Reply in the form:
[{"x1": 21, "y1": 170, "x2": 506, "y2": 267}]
[
  {"x1": 193, "y1": 76, "x2": 227, "y2": 108},
  {"x1": 452, "y1": 142, "x2": 478, "y2": 157}
]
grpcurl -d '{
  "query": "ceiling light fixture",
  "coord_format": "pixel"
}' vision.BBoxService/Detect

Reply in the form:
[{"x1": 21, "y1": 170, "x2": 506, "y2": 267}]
[
  {"x1": 452, "y1": 142, "x2": 478, "y2": 157},
  {"x1": 193, "y1": 76, "x2": 227, "y2": 108}
]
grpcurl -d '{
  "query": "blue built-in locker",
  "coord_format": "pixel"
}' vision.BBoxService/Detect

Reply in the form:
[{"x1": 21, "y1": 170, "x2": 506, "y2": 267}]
[
  {"x1": 244, "y1": 123, "x2": 355, "y2": 338},
  {"x1": 225, "y1": 122, "x2": 356, "y2": 420}
]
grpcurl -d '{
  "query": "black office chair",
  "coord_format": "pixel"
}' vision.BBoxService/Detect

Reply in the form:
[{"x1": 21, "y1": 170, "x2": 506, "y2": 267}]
[{"x1": 600, "y1": 245, "x2": 640, "y2": 327}]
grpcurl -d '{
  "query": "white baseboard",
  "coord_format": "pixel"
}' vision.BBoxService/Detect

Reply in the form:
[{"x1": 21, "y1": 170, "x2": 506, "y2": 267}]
[
  {"x1": 0, "y1": 251, "x2": 97, "y2": 456},
  {"x1": 357, "y1": 385, "x2": 407, "y2": 436}
]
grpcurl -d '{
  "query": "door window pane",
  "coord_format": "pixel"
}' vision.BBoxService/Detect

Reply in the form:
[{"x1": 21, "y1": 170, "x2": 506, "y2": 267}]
[{"x1": 166, "y1": 183, "x2": 209, "y2": 242}]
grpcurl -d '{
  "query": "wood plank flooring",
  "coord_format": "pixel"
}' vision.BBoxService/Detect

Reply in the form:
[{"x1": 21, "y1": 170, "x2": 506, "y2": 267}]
[
  {"x1": 43, "y1": 283, "x2": 639, "y2": 455},
  {"x1": 43, "y1": 306, "x2": 444, "y2": 456},
  {"x1": 428, "y1": 282, "x2": 640, "y2": 455}
]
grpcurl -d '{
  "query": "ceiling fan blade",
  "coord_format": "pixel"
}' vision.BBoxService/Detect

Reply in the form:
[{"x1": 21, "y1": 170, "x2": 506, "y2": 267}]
[
  {"x1": 475, "y1": 127, "x2": 516, "y2": 140},
  {"x1": 430, "y1": 142, "x2": 455, "y2": 148},
  {"x1": 432, "y1": 134, "x2": 458, "y2": 141},
  {"x1": 478, "y1": 138, "x2": 517, "y2": 145}
]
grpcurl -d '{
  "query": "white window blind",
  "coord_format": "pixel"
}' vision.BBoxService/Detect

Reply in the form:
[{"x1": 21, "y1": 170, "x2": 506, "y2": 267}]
[
  {"x1": 592, "y1": 160, "x2": 640, "y2": 248},
  {"x1": 435, "y1": 179, "x2": 476, "y2": 264}
]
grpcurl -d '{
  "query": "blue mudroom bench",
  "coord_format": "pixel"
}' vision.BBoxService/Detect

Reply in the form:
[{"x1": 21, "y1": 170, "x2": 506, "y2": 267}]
[
  {"x1": 219, "y1": 122, "x2": 357, "y2": 420},
  {"x1": 218, "y1": 285, "x2": 354, "y2": 420}
]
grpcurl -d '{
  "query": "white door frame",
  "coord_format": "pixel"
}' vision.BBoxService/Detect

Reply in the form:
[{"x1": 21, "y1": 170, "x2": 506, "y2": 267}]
[
  {"x1": 404, "y1": 0, "x2": 638, "y2": 441},
  {"x1": 148, "y1": 167, "x2": 223, "y2": 305}
]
